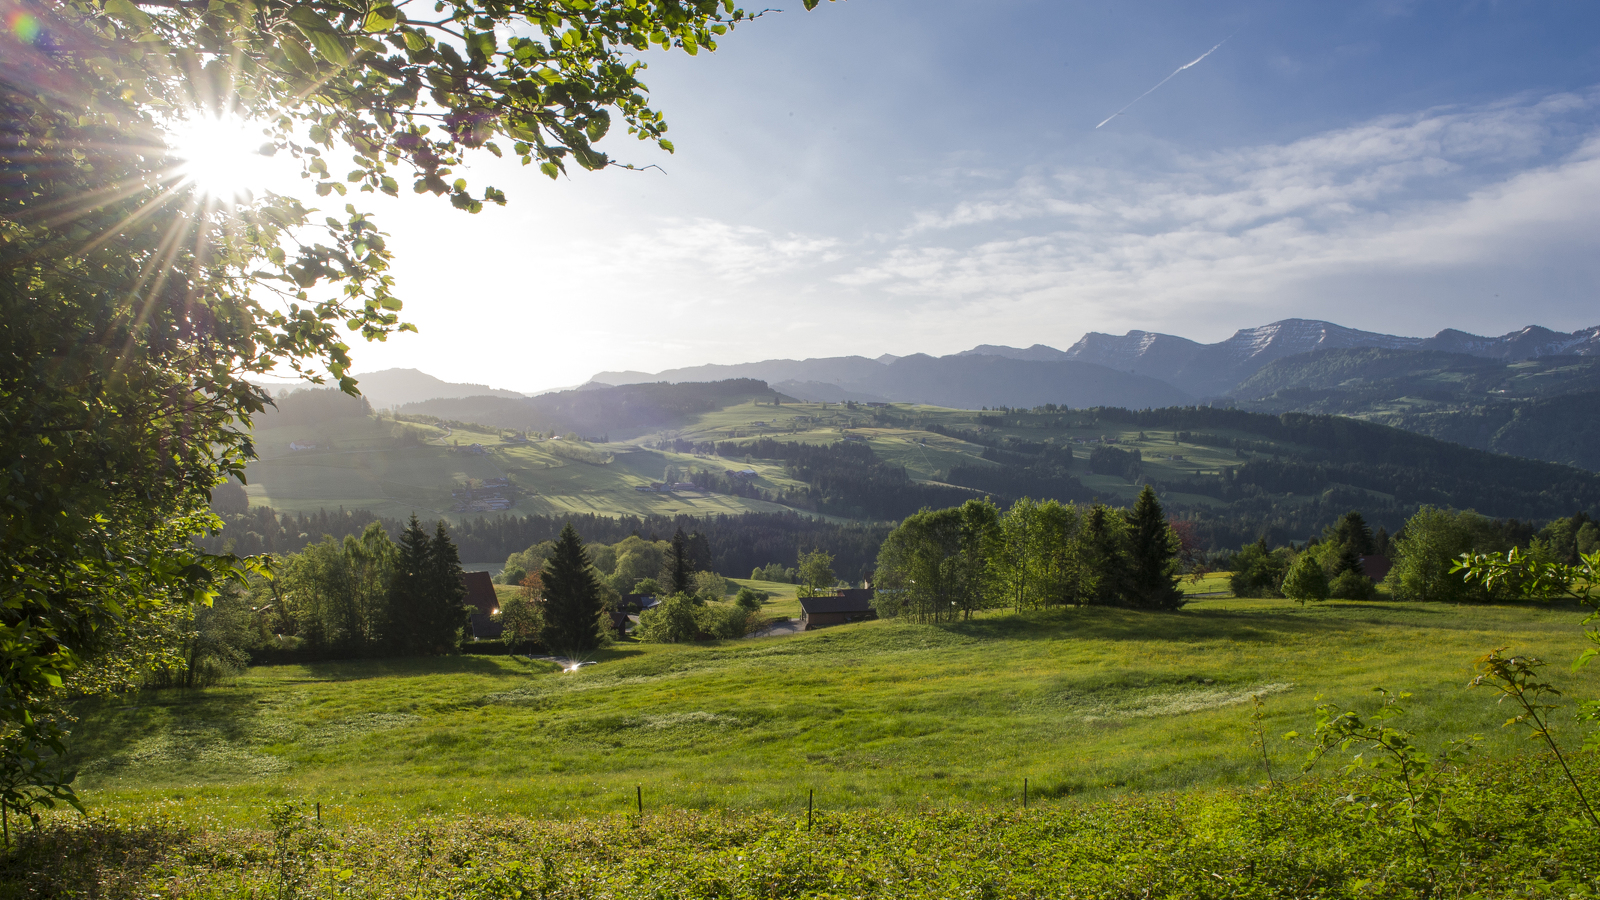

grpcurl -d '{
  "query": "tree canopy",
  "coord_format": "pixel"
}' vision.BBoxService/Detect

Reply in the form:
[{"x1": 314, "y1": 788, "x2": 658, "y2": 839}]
[{"x1": 1, "y1": 0, "x2": 830, "y2": 826}]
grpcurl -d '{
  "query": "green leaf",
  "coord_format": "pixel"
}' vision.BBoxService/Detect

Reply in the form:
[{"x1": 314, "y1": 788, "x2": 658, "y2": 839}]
[
  {"x1": 363, "y1": 6, "x2": 399, "y2": 32},
  {"x1": 281, "y1": 36, "x2": 318, "y2": 74},
  {"x1": 103, "y1": 0, "x2": 152, "y2": 33}
]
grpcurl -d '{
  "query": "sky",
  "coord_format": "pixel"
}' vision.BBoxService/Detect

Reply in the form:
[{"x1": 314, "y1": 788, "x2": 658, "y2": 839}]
[{"x1": 270, "y1": 0, "x2": 1600, "y2": 393}]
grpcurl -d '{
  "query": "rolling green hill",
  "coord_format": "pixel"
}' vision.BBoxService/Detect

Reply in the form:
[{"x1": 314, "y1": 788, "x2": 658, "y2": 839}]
[{"x1": 238, "y1": 381, "x2": 1600, "y2": 554}]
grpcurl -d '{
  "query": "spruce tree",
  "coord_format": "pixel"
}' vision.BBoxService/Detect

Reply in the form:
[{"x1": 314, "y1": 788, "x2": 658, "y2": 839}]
[
  {"x1": 1081, "y1": 504, "x2": 1127, "y2": 606},
  {"x1": 424, "y1": 520, "x2": 470, "y2": 654},
  {"x1": 387, "y1": 514, "x2": 433, "y2": 655},
  {"x1": 542, "y1": 524, "x2": 604, "y2": 654},
  {"x1": 665, "y1": 527, "x2": 692, "y2": 595},
  {"x1": 1125, "y1": 485, "x2": 1185, "y2": 610}
]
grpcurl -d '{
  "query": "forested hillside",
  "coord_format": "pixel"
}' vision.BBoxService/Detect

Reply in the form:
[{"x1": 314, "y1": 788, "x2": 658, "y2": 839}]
[
  {"x1": 684, "y1": 403, "x2": 1600, "y2": 549},
  {"x1": 236, "y1": 380, "x2": 1600, "y2": 556},
  {"x1": 1230, "y1": 348, "x2": 1600, "y2": 470}
]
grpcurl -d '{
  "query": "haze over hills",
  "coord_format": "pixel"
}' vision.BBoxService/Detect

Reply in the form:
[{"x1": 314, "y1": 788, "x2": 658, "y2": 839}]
[
  {"x1": 594, "y1": 353, "x2": 1186, "y2": 410},
  {"x1": 266, "y1": 368, "x2": 528, "y2": 410},
  {"x1": 592, "y1": 319, "x2": 1600, "y2": 406}
]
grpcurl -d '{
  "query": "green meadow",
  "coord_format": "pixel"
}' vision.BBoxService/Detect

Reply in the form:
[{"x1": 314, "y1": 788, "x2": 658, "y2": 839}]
[{"x1": 65, "y1": 596, "x2": 1600, "y2": 826}]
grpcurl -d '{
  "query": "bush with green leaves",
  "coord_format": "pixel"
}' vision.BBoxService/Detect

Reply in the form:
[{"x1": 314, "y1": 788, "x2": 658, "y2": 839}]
[
  {"x1": 1387, "y1": 506, "x2": 1526, "y2": 602},
  {"x1": 1281, "y1": 551, "x2": 1330, "y2": 604},
  {"x1": 692, "y1": 570, "x2": 729, "y2": 602},
  {"x1": 1229, "y1": 538, "x2": 1292, "y2": 598},
  {"x1": 750, "y1": 563, "x2": 795, "y2": 583},
  {"x1": 633, "y1": 594, "x2": 703, "y2": 644},
  {"x1": 733, "y1": 588, "x2": 766, "y2": 611},
  {"x1": 1329, "y1": 568, "x2": 1376, "y2": 600}
]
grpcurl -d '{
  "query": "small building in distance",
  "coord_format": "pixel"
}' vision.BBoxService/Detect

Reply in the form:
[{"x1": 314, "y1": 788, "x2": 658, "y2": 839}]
[
  {"x1": 462, "y1": 570, "x2": 503, "y2": 639},
  {"x1": 799, "y1": 588, "x2": 877, "y2": 630}
]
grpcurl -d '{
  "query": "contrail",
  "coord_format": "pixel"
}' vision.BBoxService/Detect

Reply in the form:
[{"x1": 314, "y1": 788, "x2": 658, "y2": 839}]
[{"x1": 1096, "y1": 37, "x2": 1231, "y2": 129}]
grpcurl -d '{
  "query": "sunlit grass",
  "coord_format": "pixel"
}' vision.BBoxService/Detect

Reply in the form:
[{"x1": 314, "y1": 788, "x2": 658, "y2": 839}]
[{"x1": 66, "y1": 597, "x2": 1600, "y2": 826}]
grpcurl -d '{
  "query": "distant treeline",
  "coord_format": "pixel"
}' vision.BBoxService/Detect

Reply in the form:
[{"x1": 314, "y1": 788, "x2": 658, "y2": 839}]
[
  {"x1": 198, "y1": 508, "x2": 891, "y2": 580},
  {"x1": 712, "y1": 438, "x2": 976, "y2": 521}
]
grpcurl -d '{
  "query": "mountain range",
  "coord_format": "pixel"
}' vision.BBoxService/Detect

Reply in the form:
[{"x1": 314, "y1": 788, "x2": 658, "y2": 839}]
[{"x1": 593, "y1": 319, "x2": 1600, "y2": 404}]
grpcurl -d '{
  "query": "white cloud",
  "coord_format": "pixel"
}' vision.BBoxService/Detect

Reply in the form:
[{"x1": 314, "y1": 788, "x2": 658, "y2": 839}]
[{"x1": 838, "y1": 89, "x2": 1600, "y2": 340}]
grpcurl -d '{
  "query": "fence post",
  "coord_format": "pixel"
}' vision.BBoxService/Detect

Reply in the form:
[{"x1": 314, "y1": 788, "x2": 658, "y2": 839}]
[
  {"x1": 637, "y1": 785, "x2": 643, "y2": 817},
  {"x1": 808, "y1": 788, "x2": 814, "y2": 831},
  {"x1": 1023, "y1": 779, "x2": 1028, "y2": 809},
  {"x1": 316, "y1": 802, "x2": 322, "y2": 825}
]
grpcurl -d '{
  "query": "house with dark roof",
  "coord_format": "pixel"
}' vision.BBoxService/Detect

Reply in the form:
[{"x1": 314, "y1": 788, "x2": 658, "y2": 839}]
[
  {"x1": 462, "y1": 570, "x2": 503, "y2": 639},
  {"x1": 798, "y1": 588, "x2": 877, "y2": 630}
]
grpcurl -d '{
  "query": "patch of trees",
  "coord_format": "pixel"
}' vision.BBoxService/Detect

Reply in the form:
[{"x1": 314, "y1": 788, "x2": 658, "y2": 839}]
[
  {"x1": 197, "y1": 509, "x2": 892, "y2": 581},
  {"x1": 714, "y1": 438, "x2": 975, "y2": 520},
  {"x1": 1223, "y1": 507, "x2": 1592, "y2": 603},
  {"x1": 943, "y1": 463, "x2": 1087, "y2": 506},
  {"x1": 873, "y1": 487, "x2": 1185, "y2": 623},
  {"x1": 255, "y1": 517, "x2": 471, "y2": 660},
  {"x1": 1088, "y1": 445, "x2": 1144, "y2": 481},
  {"x1": 1230, "y1": 511, "x2": 1382, "y2": 601}
]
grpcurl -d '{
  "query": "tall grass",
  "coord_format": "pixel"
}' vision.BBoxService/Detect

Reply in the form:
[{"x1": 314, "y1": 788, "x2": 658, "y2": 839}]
[{"x1": 61, "y1": 597, "x2": 1600, "y2": 825}]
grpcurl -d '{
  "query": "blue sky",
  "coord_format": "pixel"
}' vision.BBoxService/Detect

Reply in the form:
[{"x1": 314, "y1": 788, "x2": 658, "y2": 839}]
[{"x1": 338, "y1": 0, "x2": 1600, "y2": 392}]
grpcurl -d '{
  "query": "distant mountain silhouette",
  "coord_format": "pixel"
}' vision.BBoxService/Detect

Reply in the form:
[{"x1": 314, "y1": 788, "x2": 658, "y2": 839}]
[
  {"x1": 593, "y1": 319, "x2": 1600, "y2": 406},
  {"x1": 341, "y1": 368, "x2": 525, "y2": 409},
  {"x1": 595, "y1": 353, "x2": 1187, "y2": 409}
]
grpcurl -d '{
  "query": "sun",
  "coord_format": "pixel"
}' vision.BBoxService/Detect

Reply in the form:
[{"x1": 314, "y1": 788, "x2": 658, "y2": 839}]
[{"x1": 165, "y1": 113, "x2": 275, "y2": 201}]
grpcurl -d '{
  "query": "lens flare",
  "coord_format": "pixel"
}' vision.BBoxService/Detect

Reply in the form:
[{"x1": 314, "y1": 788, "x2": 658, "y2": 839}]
[
  {"x1": 8, "y1": 11, "x2": 41, "y2": 43},
  {"x1": 166, "y1": 113, "x2": 274, "y2": 201}
]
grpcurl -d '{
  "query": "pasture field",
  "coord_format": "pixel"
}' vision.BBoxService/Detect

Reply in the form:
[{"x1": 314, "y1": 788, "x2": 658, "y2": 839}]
[
  {"x1": 243, "y1": 415, "x2": 808, "y2": 523},
  {"x1": 64, "y1": 597, "x2": 1600, "y2": 828}
]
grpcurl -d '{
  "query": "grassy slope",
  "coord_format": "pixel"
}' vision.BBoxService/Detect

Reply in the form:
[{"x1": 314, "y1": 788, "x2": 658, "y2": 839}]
[
  {"x1": 243, "y1": 395, "x2": 1580, "y2": 535},
  {"x1": 243, "y1": 413, "x2": 812, "y2": 523},
  {"x1": 68, "y1": 598, "x2": 1600, "y2": 825}
]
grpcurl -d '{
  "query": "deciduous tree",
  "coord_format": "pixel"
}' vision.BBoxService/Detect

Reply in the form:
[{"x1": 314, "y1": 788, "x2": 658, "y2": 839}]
[{"x1": 1, "y1": 0, "x2": 830, "y2": 824}]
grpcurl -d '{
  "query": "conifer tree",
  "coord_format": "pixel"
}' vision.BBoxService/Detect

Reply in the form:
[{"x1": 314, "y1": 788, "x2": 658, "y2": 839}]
[
  {"x1": 423, "y1": 521, "x2": 470, "y2": 654},
  {"x1": 1080, "y1": 504, "x2": 1127, "y2": 606},
  {"x1": 387, "y1": 515, "x2": 433, "y2": 655},
  {"x1": 665, "y1": 528, "x2": 693, "y2": 595},
  {"x1": 1124, "y1": 485, "x2": 1185, "y2": 610},
  {"x1": 542, "y1": 524, "x2": 605, "y2": 654}
]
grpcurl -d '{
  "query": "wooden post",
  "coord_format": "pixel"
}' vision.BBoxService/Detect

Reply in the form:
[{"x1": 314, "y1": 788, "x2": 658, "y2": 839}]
[
  {"x1": 1023, "y1": 779, "x2": 1028, "y2": 809},
  {"x1": 808, "y1": 788, "x2": 814, "y2": 831},
  {"x1": 316, "y1": 802, "x2": 321, "y2": 824},
  {"x1": 636, "y1": 785, "x2": 643, "y2": 816}
]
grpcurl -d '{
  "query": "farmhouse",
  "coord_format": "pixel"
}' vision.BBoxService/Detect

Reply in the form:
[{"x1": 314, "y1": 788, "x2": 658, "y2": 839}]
[
  {"x1": 461, "y1": 571, "x2": 502, "y2": 639},
  {"x1": 798, "y1": 588, "x2": 877, "y2": 630}
]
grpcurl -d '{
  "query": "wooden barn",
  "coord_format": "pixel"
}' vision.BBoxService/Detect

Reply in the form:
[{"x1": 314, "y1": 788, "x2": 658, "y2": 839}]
[
  {"x1": 798, "y1": 588, "x2": 877, "y2": 630},
  {"x1": 462, "y1": 571, "x2": 503, "y2": 639}
]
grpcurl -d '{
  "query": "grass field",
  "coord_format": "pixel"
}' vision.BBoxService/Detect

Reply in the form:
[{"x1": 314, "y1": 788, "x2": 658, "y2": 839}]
[
  {"x1": 65, "y1": 596, "x2": 1600, "y2": 827},
  {"x1": 243, "y1": 415, "x2": 811, "y2": 522}
]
